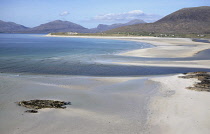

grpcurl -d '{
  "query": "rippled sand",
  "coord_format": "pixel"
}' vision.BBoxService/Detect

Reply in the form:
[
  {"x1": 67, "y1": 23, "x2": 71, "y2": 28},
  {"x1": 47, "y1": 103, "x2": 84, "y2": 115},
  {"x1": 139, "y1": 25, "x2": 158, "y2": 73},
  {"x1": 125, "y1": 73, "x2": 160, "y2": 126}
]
[
  {"x1": 0, "y1": 74, "x2": 158, "y2": 134},
  {"x1": 1, "y1": 73, "x2": 210, "y2": 134}
]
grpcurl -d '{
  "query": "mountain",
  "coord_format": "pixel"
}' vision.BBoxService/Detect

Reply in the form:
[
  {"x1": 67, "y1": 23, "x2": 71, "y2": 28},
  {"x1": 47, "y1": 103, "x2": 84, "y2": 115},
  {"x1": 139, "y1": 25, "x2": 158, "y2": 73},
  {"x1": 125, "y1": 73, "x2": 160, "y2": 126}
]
[
  {"x1": 106, "y1": 6, "x2": 210, "y2": 34},
  {"x1": 0, "y1": 20, "x2": 29, "y2": 33},
  {"x1": 24, "y1": 20, "x2": 88, "y2": 33},
  {"x1": 90, "y1": 19, "x2": 146, "y2": 33},
  {"x1": 0, "y1": 19, "x2": 146, "y2": 33},
  {"x1": 1, "y1": 7, "x2": 209, "y2": 34},
  {"x1": 125, "y1": 19, "x2": 146, "y2": 25},
  {"x1": 25, "y1": 19, "x2": 146, "y2": 33}
]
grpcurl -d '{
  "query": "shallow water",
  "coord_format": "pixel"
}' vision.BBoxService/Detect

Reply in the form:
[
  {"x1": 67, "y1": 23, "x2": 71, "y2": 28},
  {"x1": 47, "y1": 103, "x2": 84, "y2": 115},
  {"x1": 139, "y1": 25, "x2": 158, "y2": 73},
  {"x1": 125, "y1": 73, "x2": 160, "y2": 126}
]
[{"x1": 0, "y1": 34, "x2": 210, "y2": 76}]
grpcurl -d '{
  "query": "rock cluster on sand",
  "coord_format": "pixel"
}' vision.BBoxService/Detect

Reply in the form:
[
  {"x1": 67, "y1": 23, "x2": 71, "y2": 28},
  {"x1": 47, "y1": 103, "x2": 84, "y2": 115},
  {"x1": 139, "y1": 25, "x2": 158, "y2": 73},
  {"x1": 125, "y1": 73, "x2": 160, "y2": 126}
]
[
  {"x1": 25, "y1": 110, "x2": 38, "y2": 113},
  {"x1": 17, "y1": 100, "x2": 71, "y2": 113},
  {"x1": 179, "y1": 72, "x2": 210, "y2": 92}
]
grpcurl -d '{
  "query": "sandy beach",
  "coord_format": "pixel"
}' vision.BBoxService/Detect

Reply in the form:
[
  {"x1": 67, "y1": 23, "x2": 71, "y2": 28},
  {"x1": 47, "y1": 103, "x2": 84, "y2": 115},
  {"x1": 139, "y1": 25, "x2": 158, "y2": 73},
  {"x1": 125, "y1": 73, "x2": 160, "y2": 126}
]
[
  {"x1": 109, "y1": 60, "x2": 210, "y2": 69},
  {"x1": 0, "y1": 74, "x2": 157, "y2": 134},
  {"x1": 46, "y1": 35, "x2": 210, "y2": 69},
  {"x1": 148, "y1": 74, "x2": 210, "y2": 134},
  {"x1": 46, "y1": 35, "x2": 210, "y2": 58},
  {"x1": 0, "y1": 35, "x2": 210, "y2": 134},
  {"x1": 1, "y1": 73, "x2": 210, "y2": 134}
]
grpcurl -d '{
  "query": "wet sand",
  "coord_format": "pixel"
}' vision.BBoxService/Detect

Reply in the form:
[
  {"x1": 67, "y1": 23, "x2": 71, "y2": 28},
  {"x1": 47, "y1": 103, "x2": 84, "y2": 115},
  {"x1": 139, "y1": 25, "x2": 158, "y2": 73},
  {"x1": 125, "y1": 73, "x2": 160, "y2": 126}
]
[
  {"x1": 1, "y1": 73, "x2": 209, "y2": 134},
  {"x1": 0, "y1": 74, "x2": 158, "y2": 134},
  {"x1": 110, "y1": 60, "x2": 210, "y2": 69}
]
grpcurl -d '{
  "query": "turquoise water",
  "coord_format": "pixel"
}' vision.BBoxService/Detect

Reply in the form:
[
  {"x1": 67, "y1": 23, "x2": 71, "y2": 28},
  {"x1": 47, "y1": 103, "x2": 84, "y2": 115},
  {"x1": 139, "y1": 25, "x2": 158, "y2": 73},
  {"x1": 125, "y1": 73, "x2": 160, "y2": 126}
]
[
  {"x1": 0, "y1": 34, "x2": 210, "y2": 76},
  {"x1": 0, "y1": 34, "x2": 150, "y2": 58}
]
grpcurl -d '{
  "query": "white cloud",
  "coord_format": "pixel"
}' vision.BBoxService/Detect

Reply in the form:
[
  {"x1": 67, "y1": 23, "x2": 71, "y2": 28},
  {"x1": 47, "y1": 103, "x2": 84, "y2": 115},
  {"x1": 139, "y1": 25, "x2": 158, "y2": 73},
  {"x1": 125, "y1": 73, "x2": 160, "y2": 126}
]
[
  {"x1": 93, "y1": 10, "x2": 162, "y2": 23},
  {"x1": 128, "y1": 10, "x2": 143, "y2": 14},
  {"x1": 59, "y1": 11, "x2": 70, "y2": 16}
]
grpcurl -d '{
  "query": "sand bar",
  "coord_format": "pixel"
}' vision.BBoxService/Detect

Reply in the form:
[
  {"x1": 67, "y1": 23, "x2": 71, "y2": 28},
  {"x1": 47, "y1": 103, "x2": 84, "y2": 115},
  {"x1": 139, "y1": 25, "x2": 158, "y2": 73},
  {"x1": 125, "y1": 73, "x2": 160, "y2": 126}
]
[
  {"x1": 45, "y1": 35, "x2": 210, "y2": 69},
  {"x1": 46, "y1": 35, "x2": 210, "y2": 58}
]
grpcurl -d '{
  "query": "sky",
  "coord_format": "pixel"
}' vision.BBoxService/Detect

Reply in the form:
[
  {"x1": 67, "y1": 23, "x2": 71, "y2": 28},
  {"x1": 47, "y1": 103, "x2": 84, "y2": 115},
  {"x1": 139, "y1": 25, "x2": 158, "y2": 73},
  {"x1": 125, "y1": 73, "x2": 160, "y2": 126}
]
[{"x1": 0, "y1": 0, "x2": 209, "y2": 28}]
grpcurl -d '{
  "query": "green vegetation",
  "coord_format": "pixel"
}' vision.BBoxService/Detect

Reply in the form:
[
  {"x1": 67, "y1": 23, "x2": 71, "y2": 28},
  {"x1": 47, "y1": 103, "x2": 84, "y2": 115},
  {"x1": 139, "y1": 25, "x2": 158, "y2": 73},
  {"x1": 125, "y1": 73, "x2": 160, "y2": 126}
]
[
  {"x1": 50, "y1": 32, "x2": 210, "y2": 39},
  {"x1": 50, "y1": 32, "x2": 131, "y2": 37}
]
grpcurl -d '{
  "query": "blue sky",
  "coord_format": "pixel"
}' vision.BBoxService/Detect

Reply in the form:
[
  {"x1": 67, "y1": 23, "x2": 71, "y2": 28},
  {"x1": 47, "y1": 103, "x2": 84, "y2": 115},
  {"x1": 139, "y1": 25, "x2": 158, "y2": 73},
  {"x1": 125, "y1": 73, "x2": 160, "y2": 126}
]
[{"x1": 0, "y1": 0, "x2": 209, "y2": 28}]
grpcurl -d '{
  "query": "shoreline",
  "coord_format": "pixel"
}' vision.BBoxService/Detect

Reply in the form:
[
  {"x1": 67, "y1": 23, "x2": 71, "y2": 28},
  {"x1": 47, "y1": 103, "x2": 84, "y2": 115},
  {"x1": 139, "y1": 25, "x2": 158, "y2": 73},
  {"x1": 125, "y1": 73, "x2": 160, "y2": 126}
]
[
  {"x1": 107, "y1": 60, "x2": 210, "y2": 69},
  {"x1": 0, "y1": 34, "x2": 210, "y2": 134},
  {"x1": 148, "y1": 74, "x2": 210, "y2": 134},
  {"x1": 45, "y1": 34, "x2": 210, "y2": 69},
  {"x1": 45, "y1": 34, "x2": 210, "y2": 58}
]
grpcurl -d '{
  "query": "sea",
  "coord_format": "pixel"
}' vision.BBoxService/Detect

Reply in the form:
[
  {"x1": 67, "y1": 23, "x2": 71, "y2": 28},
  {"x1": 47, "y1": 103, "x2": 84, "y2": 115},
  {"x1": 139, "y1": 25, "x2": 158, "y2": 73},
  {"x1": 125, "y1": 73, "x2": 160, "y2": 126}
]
[{"x1": 0, "y1": 34, "x2": 210, "y2": 76}]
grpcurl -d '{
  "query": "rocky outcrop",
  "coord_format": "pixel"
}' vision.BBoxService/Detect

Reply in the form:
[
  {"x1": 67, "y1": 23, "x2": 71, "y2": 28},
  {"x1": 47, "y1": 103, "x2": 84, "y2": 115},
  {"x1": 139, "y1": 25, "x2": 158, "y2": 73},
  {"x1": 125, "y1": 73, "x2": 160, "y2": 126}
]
[
  {"x1": 17, "y1": 99, "x2": 71, "y2": 113},
  {"x1": 25, "y1": 110, "x2": 38, "y2": 113},
  {"x1": 179, "y1": 72, "x2": 210, "y2": 92}
]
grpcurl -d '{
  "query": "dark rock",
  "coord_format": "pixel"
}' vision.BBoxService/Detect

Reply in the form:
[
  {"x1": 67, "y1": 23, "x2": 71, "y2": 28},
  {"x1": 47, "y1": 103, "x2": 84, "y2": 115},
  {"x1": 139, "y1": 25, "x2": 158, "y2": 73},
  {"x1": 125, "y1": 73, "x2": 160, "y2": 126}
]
[
  {"x1": 187, "y1": 87, "x2": 210, "y2": 92},
  {"x1": 179, "y1": 72, "x2": 210, "y2": 92},
  {"x1": 17, "y1": 100, "x2": 71, "y2": 113},
  {"x1": 195, "y1": 80, "x2": 210, "y2": 89},
  {"x1": 25, "y1": 110, "x2": 38, "y2": 113},
  {"x1": 64, "y1": 102, "x2": 71, "y2": 105},
  {"x1": 185, "y1": 72, "x2": 207, "y2": 75}
]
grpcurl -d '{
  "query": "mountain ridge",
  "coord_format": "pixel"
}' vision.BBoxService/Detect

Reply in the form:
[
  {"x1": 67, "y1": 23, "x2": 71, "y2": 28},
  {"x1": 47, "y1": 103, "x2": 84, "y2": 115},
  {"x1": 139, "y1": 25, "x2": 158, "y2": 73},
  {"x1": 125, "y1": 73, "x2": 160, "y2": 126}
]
[
  {"x1": 106, "y1": 6, "x2": 210, "y2": 34},
  {"x1": 1, "y1": 6, "x2": 209, "y2": 34},
  {"x1": 89, "y1": 19, "x2": 146, "y2": 33},
  {"x1": 23, "y1": 20, "x2": 88, "y2": 33},
  {"x1": 0, "y1": 20, "x2": 29, "y2": 33},
  {"x1": 0, "y1": 19, "x2": 146, "y2": 33}
]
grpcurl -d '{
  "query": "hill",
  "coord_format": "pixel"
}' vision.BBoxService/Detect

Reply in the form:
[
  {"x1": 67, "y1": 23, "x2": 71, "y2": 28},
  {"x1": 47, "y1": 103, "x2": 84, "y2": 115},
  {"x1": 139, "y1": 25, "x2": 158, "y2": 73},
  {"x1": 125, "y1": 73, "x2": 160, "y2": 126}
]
[
  {"x1": 0, "y1": 20, "x2": 29, "y2": 33},
  {"x1": 23, "y1": 20, "x2": 88, "y2": 33},
  {"x1": 0, "y1": 19, "x2": 145, "y2": 33},
  {"x1": 90, "y1": 19, "x2": 146, "y2": 33},
  {"x1": 106, "y1": 6, "x2": 210, "y2": 34}
]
